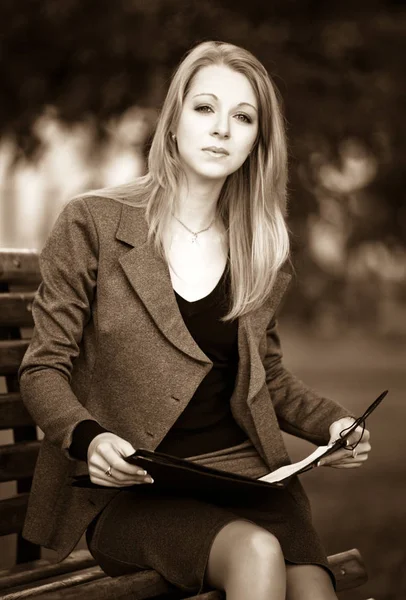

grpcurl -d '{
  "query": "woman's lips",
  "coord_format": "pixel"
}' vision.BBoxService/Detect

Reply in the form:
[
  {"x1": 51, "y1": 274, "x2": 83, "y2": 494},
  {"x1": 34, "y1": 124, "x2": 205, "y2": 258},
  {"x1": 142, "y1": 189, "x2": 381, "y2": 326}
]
[{"x1": 202, "y1": 146, "x2": 229, "y2": 157}]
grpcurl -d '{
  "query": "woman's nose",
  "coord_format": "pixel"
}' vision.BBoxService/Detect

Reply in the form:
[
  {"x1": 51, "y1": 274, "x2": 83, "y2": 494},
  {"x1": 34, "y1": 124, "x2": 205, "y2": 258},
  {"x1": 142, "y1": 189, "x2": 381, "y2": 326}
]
[{"x1": 211, "y1": 114, "x2": 230, "y2": 139}]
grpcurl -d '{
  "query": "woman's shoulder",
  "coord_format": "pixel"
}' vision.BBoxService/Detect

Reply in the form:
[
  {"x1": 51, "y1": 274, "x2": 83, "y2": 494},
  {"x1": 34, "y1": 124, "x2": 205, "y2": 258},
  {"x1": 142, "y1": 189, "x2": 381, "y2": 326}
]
[{"x1": 63, "y1": 184, "x2": 148, "y2": 223}]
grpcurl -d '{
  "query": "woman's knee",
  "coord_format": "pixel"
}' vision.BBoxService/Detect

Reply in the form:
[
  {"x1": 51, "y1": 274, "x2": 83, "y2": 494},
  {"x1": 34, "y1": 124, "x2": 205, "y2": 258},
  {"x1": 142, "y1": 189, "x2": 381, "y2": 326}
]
[
  {"x1": 206, "y1": 520, "x2": 284, "y2": 590},
  {"x1": 240, "y1": 524, "x2": 284, "y2": 565}
]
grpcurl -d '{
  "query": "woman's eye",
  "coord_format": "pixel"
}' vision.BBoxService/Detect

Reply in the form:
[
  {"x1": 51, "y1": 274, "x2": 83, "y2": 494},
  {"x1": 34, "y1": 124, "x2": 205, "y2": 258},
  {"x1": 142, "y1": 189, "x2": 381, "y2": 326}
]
[
  {"x1": 194, "y1": 106, "x2": 252, "y2": 123},
  {"x1": 235, "y1": 113, "x2": 252, "y2": 124},
  {"x1": 195, "y1": 105, "x2": 213, "y2": 113}
]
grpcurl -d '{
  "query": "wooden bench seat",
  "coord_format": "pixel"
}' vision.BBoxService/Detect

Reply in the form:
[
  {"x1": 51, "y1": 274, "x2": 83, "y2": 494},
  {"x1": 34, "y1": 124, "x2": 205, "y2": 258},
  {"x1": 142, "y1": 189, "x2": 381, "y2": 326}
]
[
  {"x1": 0, "y1": 548, "x2": 368, "y2": 599},
  {"x1": 0, "y1": 249, "x2": 369, "y2": 598}
]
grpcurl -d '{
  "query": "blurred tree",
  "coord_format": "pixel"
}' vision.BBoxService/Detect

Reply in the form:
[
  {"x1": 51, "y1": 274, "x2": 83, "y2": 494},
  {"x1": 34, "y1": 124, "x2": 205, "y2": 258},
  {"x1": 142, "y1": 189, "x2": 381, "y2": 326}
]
[
  {"x1": 1, "y1": 1, "x2": 404, "y2": 161},
  {"x1": 1, "y1": 0, "x2": 405, "y2": 329}
]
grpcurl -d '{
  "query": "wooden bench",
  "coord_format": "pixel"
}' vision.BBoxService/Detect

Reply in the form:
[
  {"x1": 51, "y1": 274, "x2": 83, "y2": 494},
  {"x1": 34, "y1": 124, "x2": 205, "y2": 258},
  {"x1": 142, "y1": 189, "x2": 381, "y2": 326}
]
[{"x1": 0, "y1": 249, "x2": 369, "y2": 599}]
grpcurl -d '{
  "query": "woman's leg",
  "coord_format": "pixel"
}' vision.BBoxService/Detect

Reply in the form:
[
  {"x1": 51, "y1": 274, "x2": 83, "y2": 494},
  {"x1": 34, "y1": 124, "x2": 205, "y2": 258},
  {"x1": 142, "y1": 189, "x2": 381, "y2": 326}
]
[
  {"x1": 205, "y1": 520, "x2": 286, "y2": 600},
  {"x1": 286, "y1": 563, "x2": 338, "y2": 600}
]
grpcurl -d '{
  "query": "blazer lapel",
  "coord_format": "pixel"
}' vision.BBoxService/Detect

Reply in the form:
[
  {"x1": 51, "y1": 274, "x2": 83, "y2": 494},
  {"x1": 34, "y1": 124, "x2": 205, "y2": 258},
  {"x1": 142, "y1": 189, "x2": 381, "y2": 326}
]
[
  {"x1": 116, "y1": 203, "x2": 211, "y2": 365},
  {"x1": 115, "y1": 202, "x2": 292, "y2": 398},
  {"x1": 244, "y1": 270, "x2": 292, "y2": 406}
]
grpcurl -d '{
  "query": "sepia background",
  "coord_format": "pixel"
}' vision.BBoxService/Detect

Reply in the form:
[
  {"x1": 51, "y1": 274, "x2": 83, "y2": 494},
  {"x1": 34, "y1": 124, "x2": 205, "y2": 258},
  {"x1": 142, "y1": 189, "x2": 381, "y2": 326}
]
[{"x1": 0, "y1": 1, "x2": 405, "y2": 598}]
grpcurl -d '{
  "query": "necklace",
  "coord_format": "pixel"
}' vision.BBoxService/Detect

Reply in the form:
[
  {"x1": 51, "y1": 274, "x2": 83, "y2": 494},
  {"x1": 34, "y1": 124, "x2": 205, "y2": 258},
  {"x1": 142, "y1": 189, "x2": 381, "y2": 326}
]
[{"x1": 172, "y1": 213, "x2": 216, "y2": 244}]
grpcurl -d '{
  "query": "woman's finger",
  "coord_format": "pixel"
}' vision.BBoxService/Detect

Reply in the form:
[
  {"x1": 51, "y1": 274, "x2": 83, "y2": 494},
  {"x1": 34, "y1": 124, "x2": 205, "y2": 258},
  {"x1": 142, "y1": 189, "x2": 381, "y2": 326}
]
[
  {"x1": 89, "y1": 461, "x2": 153, "y2": 486},
  {"x1": 89, "y1": 450, "x2": 147, "y2": 479},
  {"x1": 326, "y1": 462, "x2": 365, "y2": 469},
  {"x1": 93, "y1": 463, "x2": 151, "y2": 482},
  {"x1": 328, "y1": 455, "x2": 369, "y2": 466},
  {"x1": 93, "y1": 455, "x2": 152, "y2": 481},
  {"x1": 96, "y1": 468, "x2": 153, "y2": 486},
  {"x1": 346, "y1": 425, "x2": 369, "y2": 441},
  {"x1": 93, "y1": 442, "x2": 142, "y2": 477},
  {"x1": 321, "y1": 448, "x2": 358, "y2": 464},
  {"x1": 87, "y1": 433, "x2": 149, "y2": 480},
  {"x1": 319, "y1": 451, "x2": 369, "y2": 467},
  {"x1": 90, "y1": 474, "x2": 151, "y2": 488}
]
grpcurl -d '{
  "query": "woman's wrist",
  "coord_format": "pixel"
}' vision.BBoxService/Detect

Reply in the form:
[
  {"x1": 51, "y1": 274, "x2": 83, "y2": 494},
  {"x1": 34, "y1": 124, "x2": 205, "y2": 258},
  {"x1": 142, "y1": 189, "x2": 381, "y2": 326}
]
[{"x1": 69, "y1": 420, "x2": 110, "y2": 461}]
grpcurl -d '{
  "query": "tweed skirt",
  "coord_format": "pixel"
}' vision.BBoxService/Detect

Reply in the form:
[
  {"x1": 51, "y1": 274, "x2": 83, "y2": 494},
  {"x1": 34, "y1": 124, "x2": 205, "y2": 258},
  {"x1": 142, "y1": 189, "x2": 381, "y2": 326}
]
[{"x1": 85, "y1": 440, "x2": 335, "y2": 594}]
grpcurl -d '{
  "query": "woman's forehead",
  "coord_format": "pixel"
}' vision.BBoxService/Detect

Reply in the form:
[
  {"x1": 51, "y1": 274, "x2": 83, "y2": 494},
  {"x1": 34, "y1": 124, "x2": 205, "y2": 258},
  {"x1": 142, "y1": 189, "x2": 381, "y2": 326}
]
[{"x1": 187, "y1": 64, "x2": 257, "y2": 108}]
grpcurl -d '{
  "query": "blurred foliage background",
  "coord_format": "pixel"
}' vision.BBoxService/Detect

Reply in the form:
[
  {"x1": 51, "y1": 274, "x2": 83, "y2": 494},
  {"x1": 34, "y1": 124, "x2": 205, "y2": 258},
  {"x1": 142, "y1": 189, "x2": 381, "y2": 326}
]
[
  {"x1": 0, "y1": 0, "x2": 405, "y2": 336},
  {"x1": 0, "y1": 2, "x2": 405, "y2": 598}
]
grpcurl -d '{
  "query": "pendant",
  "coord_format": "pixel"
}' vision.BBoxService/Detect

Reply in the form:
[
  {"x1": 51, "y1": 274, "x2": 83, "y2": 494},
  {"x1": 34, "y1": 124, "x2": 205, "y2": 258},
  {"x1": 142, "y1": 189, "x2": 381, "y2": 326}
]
[{"x1": 191, "y1": 233, "x2": 198, "y2": 243}]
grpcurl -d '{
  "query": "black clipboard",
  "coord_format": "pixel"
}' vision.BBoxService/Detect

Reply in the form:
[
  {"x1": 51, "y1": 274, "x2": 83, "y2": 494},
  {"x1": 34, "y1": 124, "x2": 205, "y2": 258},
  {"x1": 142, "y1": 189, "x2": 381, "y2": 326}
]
[{"x1": 72, "y1": 390, "x2": 387, "y2": 504}]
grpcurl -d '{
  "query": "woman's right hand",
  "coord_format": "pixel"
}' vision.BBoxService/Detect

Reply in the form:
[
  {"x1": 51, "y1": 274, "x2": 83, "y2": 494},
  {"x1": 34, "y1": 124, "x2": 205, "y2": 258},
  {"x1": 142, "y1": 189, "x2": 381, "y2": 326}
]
[{"x1": 87, "y1": 432, "x2": 154, "y2": 487}]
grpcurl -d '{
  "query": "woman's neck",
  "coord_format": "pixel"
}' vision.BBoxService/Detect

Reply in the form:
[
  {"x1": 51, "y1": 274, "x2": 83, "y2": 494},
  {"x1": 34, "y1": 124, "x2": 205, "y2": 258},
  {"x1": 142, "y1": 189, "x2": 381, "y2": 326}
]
[{"x1": 173, "y1": 178, "x2": 225, "y2": 230}]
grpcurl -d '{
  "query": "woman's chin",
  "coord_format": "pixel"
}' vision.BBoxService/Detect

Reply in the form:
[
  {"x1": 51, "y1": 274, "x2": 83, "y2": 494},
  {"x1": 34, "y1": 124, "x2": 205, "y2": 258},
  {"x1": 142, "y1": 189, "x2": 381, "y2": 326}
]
[{"x1": 186, "y1": 165, "x2": 236, "y2": 184}]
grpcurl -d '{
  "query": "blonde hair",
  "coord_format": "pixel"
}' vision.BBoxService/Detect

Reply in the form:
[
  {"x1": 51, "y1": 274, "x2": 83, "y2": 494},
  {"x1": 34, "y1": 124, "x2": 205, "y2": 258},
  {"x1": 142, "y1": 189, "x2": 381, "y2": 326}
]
[{"x1": 81, "y1": 40, "x2": 290, "y2": 322}]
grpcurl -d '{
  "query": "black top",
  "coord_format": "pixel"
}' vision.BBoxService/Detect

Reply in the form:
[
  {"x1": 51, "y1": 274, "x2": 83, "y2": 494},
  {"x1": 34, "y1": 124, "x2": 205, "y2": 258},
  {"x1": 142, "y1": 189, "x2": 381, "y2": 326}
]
[
  {"x1": 157, "y1": 262, "x2": 247, "y2": 456},
  {"x1": 69, "y1": 261, "x2": 248, "y2": 461}
]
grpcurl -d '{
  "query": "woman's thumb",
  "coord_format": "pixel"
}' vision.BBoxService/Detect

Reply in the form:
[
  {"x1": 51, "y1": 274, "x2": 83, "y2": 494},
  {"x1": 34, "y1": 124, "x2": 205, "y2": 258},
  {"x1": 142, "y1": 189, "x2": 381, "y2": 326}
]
[{"x1": 113, "y1": 436, "x2": 136, "y2": 458}]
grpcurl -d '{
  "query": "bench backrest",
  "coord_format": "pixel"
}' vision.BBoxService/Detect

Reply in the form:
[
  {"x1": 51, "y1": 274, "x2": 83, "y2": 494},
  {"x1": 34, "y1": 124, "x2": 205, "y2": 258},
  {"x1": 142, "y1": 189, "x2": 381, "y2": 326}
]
[{"x1": 0, "y1": 249, "x2": 42, "y2": 563}]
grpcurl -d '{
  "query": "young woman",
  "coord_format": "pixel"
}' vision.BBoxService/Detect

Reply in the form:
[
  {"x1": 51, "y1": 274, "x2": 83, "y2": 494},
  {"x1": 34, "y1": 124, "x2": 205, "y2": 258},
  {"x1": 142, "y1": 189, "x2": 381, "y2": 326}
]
[{"x1": 19, "y1": 41, "x2": 371, "y2": 600}]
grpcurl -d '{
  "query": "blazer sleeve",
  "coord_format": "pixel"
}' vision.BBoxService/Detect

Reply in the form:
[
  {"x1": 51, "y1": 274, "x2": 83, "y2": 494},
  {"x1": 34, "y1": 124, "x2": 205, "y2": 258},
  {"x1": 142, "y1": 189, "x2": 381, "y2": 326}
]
[
  {"x1": 18, "y1": 197, "x2": 102, "y2": 460},
  {"x1": 264, "y1": 318, "x2": 354, "y2": 446}
]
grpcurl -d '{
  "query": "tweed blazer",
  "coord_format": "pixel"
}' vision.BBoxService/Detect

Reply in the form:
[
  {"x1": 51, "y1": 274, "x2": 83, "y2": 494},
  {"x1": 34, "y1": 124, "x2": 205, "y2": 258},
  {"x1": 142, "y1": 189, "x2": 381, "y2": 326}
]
[{"x1": 19, "y1": 195, "x2": 351, "y2": 561}]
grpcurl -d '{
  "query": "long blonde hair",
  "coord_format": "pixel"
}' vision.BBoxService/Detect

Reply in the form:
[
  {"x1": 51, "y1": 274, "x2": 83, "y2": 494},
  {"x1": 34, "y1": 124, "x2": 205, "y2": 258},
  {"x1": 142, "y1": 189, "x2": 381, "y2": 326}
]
[{"x1": 81, "y1": 40, "x2": 289, "y2": 322}]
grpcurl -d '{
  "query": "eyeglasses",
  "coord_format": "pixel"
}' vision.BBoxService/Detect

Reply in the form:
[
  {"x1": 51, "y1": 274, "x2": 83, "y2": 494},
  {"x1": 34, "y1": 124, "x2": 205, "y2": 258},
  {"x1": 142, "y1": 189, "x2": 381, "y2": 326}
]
[{"x1": 337, "y1": 390, "x2": 388, "y2": 451}]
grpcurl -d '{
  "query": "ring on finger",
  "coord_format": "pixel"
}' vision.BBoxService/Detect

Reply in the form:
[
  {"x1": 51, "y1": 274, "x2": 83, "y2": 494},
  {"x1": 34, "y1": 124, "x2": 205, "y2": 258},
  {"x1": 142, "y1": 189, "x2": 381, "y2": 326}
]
[
  {"x1": 105, "y1": 465, "x2": 113, "y2": 477},
  {"x1": 352, "y1": 449, "x2": 358, "y2": 459}
]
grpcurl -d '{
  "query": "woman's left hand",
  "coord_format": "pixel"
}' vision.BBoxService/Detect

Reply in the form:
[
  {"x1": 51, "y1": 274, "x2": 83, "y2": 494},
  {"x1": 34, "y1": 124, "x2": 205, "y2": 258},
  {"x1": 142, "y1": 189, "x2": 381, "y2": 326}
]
[{"x1": 318, "y1": 417, "x2": 371, "y2": 468}]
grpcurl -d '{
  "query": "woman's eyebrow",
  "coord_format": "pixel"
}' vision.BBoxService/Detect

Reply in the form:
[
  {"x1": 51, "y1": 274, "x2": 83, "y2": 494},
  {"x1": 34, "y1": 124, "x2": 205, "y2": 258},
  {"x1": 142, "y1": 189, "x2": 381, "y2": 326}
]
[{"x1": 192, "y1": 93, "x2": 258, "y2": 112}]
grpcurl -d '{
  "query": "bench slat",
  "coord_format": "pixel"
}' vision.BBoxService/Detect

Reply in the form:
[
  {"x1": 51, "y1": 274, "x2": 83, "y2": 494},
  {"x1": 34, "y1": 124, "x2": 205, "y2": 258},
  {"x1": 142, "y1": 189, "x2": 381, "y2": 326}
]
[
  {"x1": 0, "y1": 494, "x2": 29, "y2": 536},
  {"x1": 0, "y1": 294, "x2": 35, "y2": 327},
  {"x1": 1, "y1": 568, "x2": 108, "y2": 600},
  {"x1": 0, "y1": 251, "x2": 40, "y2": 285},
  {"x1": 0, "y1": 550, "x2": 96, "y2": 591},
  {"x1": 0, "y1": 548, "x2": 367, "y2": 599},
  {"x1": 0, "y1": 441, "x2": 40, "y2": 483},
  {"x1": 0, "y1": 393, "x2": 35, "y2": 428},
  {"x1": 0, "y1": 340, "x2": 29, "y2": 375},
  {"x1": 1, "y1": 568, "x2": 174, "y2": 600}
]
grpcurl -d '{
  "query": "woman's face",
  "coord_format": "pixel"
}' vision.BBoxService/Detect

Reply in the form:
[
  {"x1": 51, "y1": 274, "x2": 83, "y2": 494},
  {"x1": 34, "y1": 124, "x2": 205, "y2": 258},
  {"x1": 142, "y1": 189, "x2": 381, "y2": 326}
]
[{"x1": 174, "y1": 64, "x2": 259, "y2": 185}]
